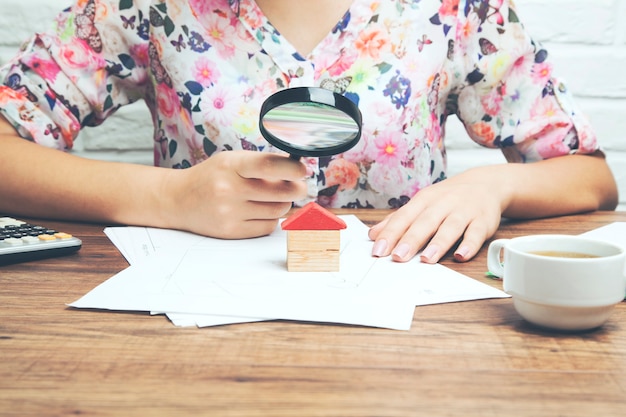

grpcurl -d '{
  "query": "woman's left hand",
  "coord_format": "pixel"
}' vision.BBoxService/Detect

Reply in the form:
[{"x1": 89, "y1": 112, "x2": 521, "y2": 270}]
[
  {"x1": 367, "y1": 169, "x2": 505, "y2": 264},
  {"x1": 368, "y1": 153, "x2": 618, "y2": 264}
]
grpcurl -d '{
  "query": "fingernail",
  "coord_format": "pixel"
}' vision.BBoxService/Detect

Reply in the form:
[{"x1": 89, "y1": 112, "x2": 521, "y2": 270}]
[
  {"x1": 420, "y1": 245, "x2": 439, "y2": 263},
  {"x1": 372, "y1": 239, "x2": 388, "y2": 257},
  {"x1": 392, "y1": 243, "x2": 411, "y2": 261},
  {"x1": 454, "y1": 245, "x2": 470, "y2": 261}
]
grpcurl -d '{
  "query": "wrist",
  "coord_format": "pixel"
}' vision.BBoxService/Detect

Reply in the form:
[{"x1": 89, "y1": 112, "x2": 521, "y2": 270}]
[
  {"x1": 454, "y1": 164, "x2": 517, "y2": 214},
  {"x1": 150, "y1": 166, "x2": 186, "y2": 230}
]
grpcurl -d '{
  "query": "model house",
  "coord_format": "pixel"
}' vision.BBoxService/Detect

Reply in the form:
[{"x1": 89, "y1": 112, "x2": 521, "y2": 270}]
[{"x1": 281, "y1": 202, "x2": 347, "y2": 272}]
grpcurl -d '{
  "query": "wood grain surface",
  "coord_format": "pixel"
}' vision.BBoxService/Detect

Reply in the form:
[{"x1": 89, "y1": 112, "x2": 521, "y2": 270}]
[{"x1": 1, "y1": 211, "x2": 625, "y2": 417}]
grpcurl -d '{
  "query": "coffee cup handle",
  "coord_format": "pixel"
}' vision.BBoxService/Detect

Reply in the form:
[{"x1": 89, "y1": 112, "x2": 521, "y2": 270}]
[{"x1": 487, "y1": 239, "x2": 509, "y2": 278}]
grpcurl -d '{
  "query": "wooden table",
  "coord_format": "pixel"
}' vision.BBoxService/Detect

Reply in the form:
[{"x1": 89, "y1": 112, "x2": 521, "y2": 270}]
[{"x1": 1, "y1": 211, "x2": 625, "y2": 416}]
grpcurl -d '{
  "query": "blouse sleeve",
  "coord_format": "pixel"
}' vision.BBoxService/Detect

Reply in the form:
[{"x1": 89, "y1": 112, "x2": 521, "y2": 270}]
[
  {"x1": 449, "y1": 0, "x2": 598, "y2": 163},
  {"x1": 0, "y1": 0, "x2": 151, "y2": 150}
]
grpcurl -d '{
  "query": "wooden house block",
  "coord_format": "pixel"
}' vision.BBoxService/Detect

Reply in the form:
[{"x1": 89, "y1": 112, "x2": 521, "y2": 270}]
[
  {"x1": 286, "y1": 230, "x2": 340, "y2": 272},
  {"x1": 287, "y1": 230, "x2": 341, "y2": 252},
  {"x1": 281, "y1": 202, "x2": 347, "y2": 272}
]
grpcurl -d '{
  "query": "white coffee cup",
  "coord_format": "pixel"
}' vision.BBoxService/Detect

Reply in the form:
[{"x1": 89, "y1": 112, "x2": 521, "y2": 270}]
[{"x1": 487, "y1": 234, "x2": 626, "y2": 331}]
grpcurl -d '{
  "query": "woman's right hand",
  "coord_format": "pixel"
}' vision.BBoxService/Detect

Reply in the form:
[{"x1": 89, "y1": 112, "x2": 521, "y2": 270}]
[
  {"x1": 1, "y1": 116, "x2": 307, "y2": 238},
  {"x1": 164, "y1": 150, "x2": 309, "y2": 239}
]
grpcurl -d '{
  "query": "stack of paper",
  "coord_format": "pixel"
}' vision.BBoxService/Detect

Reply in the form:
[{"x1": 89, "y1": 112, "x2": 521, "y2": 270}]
[
  {"x1": 581, "y1": 222, "x2": 626, "y2": 287},
  {"x1": 581, "y1": 222, "x2": 626, "y2": 250},
  {"x1": 69, "y1": 216, "x2": 510, "y2": 330}
]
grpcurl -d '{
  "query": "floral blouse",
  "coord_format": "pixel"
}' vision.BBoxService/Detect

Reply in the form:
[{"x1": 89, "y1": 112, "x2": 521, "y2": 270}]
[{"x1": 0, "y1": 0, "x2": 598, "y2": 209}]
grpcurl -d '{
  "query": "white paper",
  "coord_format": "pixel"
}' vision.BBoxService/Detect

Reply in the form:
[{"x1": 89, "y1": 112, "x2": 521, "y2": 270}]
[
  {"x1": 71, "y1": 216, "x2": 509, "y2": 330},
  {"x1": 580, "y1": 222, "x2": 626, "y2": 249},
  {"x1": 104, "y1": 226, "x2": 205, "y2": 265},
  {"x1": 580, "y1": 222, "x2": 626, "y2": 276}
]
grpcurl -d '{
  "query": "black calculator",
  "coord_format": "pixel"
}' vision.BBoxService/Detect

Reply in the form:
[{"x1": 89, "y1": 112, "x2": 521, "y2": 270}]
[{"x1": 0, "y1": 216, "x2": 82, "y2": 265}]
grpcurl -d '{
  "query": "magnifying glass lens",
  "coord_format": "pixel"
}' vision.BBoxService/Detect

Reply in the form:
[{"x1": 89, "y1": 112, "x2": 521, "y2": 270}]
[
  {"x1": 263, "y1": 102, "x2": 359, "y2": 151},
  {"x1": 259, "y1": 87, "x2": 362, "y2": 158}
]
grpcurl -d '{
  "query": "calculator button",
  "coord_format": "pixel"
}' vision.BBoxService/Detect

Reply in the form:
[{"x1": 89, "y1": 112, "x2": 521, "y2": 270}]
[
  {"x1": 21, "y1": 236, "x2": 39, "y2": 244},
  {"x1": 4, "y1": 237, "x2": 22, "y2": 245},
  {"x1": 0, "y1": 217, "x2": 25, "y2": 227},
  {"x1": 54, "y1": 232, "x2": 73, "y2": 239},
  {"x1": 38, "y1": 234, "x2": 57, "y2": 241}
]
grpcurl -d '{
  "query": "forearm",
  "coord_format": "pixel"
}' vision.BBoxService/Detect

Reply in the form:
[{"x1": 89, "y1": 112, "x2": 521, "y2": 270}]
[
  {"x1": 0, "y1": 117, "x2": 310, "y2": 239},
  {"x1": 458, "y1": 152, "x2": 618, "y2": 219},
  {"x1": 0, "y1": 119, "x2": 172, "y2": 227}
]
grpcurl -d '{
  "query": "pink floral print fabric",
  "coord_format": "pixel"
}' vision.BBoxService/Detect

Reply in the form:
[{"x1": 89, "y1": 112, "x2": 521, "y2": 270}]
[{"x1": 0, "y1": 0, "x2": 599, "y2": 209}]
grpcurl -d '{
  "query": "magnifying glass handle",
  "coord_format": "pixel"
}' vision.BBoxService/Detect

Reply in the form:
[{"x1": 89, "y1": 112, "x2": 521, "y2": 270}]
[{"x1": 289, "y1": 154, "x2": 301, "y2": 161}]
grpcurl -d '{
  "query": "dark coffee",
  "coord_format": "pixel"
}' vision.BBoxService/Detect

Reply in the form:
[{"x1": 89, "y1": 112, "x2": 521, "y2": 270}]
[{"x1": 529, "y1": 250, "x2": 601, "y2": 259}]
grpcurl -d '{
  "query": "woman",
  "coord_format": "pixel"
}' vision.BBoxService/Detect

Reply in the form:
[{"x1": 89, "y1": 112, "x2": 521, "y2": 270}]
[{"x1": 0, "y1": 0, "x2": 617, "y2": 263}]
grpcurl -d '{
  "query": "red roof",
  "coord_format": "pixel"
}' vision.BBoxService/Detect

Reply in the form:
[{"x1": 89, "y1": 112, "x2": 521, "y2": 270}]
[{"x1": 281, "y1": 202, "x2": 347, "y2": 230}]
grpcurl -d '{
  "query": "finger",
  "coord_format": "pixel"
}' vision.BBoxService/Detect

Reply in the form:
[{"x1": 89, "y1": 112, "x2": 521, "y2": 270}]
[
  {"x1": 370, "y1": 203, "x2": 435, "y2": 259},
  {"x1": 368, "y1": 215, "x2": 399, "y2": 258},
  {"x1": 452, "y1": 218, "x2": 495, "y2": 263},
  {"x1": 207, "y1": 201, "x2": 293, "y2": 239},
  {"x1": 414, "y1": 211, "x2": 470, "y2": 264},
  {"x1": 367, "y1": 214, "x2": 391, "y2": 240},
  {"x1": 368, "y1": 214, "x2": 409, "y2": 258},
  {"x1": 236, "y1": 152, "x2": 307, "y2": 181},
  {"x1": 387, "y1": 209, "x2": 444, "y2": 262},
  {"x1": 211, "y1": 218, "x2": 281, "y2": 239},
  {"x1": 245, "y1": 200, "x2": 293, "y2": 220},
  {"x1": 241, "y1": 177, "x2": 308, "y2": 203}
]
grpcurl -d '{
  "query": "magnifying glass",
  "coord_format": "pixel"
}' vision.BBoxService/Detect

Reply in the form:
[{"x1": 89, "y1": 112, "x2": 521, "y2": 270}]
[{"x1": 259, "y1": 87, "x2": 362, "y2": 159}]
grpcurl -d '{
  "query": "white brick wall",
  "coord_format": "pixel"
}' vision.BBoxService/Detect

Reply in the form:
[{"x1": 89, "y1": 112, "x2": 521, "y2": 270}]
[
  {"x1": 0, "y1": 0, "x2": 154, "y2": 164},
  {"x1": 1, "y1": 0, "x2": 625, "y2": 209}
]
